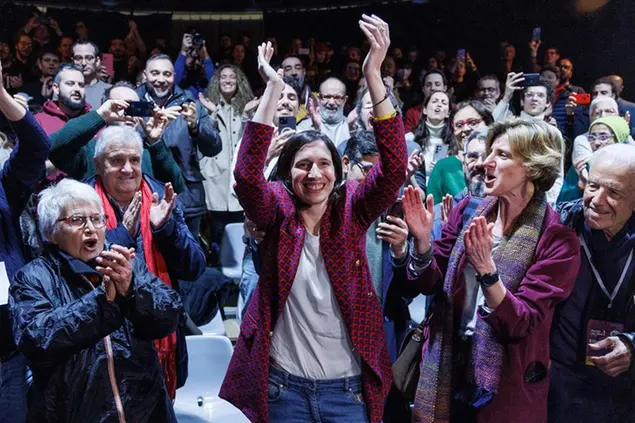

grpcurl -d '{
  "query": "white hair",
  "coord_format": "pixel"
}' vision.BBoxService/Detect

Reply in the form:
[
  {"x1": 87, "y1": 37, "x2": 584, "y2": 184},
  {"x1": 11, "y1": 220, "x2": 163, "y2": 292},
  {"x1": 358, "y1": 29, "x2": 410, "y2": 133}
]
[
  {"x1": 37, "y1": 179, "x2": 104, "y2": 243},
  {"x1": 590, "y1": 143, "x2": 635, "y2": 187},
  {"x1": 589, "y1": 96, "x2": 619, "y2": 117},
  {"x1": 93, "y1": 125, "x2": 143, "y2": 161}
]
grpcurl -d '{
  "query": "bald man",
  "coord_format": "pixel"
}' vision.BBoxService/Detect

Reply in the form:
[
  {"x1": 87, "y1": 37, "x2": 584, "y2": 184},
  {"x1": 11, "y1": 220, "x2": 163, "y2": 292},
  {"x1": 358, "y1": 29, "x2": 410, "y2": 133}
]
[
  {"x1": 297, "y1": 76, "x2": 350, "y2": 147},
  {"x1": 607, "y1": 75, "x2": 635, "y2": 137}
]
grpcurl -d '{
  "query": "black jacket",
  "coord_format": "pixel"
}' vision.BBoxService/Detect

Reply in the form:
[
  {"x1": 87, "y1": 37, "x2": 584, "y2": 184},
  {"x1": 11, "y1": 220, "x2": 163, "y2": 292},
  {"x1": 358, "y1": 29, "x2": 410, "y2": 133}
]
[{"x1": 9, "y1": 247, "x2": 182, "y2": 423}]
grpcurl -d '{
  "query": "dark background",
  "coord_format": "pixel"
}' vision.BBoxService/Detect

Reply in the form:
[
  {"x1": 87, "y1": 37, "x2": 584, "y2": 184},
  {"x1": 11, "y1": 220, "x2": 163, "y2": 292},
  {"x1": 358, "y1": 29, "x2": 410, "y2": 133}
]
[{"x1": 1, "y1": 0, "x2": 634, "y2": 97}]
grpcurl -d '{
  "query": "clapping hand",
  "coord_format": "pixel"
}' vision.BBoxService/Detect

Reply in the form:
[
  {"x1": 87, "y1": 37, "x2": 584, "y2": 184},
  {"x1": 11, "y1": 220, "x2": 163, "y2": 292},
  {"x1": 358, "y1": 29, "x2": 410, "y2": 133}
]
[
  {"x1": 403, "y1": 186, "x2": 435, "y2": 254},
  {"x1": 198, "y1": 92, "x2": 217, "y2": 115},
  {"x1": 96, "y1": 244, "x2": 136, "y2": 299},
  {"x1": 464, "y1": 216, "x2": 496, "y2": 274},
  {"x1": 441, "y1": 194, "x2": 454, "y2": 223},
  {"x1": 122, "y1": 191, "x2": 142, "y2": 236},
  {"x1": 150, "y1": 183, "x2": 177, "y2": 229},
  {"x1": 181, "y1": 102, "x2": 198, "y2": 131},
  {"x1": 406, "y1": 150, "x2": 424, "y2": 180}
]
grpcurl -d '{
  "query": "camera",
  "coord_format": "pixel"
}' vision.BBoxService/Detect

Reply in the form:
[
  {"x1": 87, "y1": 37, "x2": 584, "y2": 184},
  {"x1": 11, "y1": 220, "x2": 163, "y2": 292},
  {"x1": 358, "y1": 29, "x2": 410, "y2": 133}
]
[{"x1": 191, "y1": 31, "x2": 204, "y2": 48}]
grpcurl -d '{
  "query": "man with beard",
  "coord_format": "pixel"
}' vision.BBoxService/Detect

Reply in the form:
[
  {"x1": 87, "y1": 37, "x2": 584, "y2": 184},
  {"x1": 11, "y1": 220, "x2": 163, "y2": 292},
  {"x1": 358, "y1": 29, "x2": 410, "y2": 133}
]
[
  {"x1": 72, "y1": 41, "x2": 112, "y2": 110},
  {"x1": 34, "y1": 64, "x2": 89, "y2": 134},
  {"x1": 137, "y1": 54, "x2": 221, "y2": 237},
  {"x1": 21, "y1": 49, "x2": 60, "y2": 107},
  {"x1": 550, "y1": 144, "x2": 635, "y2": 423},
  {"x1": 297, "y1": 77, "x2": 350, "y2": 147},
  {"x1": 431, "y1": 127, "x2": 487, "y2": 239}
]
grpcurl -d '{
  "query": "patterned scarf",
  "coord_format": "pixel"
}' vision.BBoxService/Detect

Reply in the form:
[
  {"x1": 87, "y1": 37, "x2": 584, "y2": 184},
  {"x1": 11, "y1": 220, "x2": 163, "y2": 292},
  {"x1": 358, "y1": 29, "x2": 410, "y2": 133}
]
[
  {"x1": 414, "y1": 191, "x2": 547, "y2": 423},
  {"x1": 95, "y1": 177, "x2": 178, "y2": 399}
]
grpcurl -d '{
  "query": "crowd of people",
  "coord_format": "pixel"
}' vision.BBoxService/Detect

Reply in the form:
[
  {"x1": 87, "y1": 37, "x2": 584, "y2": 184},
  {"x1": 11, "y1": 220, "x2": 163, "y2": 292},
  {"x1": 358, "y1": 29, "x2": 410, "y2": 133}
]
[{"x1": 1, "y1": 7, "x2": 635, "y2": 423}]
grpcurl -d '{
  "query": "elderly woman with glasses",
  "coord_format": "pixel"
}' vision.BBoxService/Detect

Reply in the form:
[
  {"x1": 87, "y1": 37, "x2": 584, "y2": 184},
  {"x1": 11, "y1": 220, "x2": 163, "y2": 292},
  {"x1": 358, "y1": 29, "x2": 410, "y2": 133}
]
[
  {"x1": 400, "y1": 119, "x2": 580, "y2": 423},
  {"x1": 9, "y1": 179, "x2": 183, "y2": 423}
]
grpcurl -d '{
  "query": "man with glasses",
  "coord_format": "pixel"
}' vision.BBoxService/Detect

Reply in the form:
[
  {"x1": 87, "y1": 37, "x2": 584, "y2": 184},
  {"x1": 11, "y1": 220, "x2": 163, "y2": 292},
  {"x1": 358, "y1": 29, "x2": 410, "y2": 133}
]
[
  {"x1": 520, "y1": 80, "x2": 554, "y2": 121},
  {"x1": 298, "y1": 77, "x2": 350, "y2": 147},
  {"x1": 73, "y1": 41, "x2": 112, "y2": 110}
]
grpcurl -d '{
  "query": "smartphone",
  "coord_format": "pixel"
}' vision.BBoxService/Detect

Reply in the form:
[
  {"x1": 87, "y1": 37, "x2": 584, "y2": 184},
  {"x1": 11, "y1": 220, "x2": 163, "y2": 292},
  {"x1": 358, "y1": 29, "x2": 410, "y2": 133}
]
[
  {"x1": 576, "y1": 93, "x2": 591, "y2": 106},
  {"x1": 384, "y1": 199, "x2": 404, "y2": 220},
  {"x1": 278, "y1": 116, "x2": 296, "y2": 133},
  {"x1": 532, "y1": 27, "x2": 542, "y2": 42},
  {"x1": 124, "y1": 101, "x2": 154, "y2": 117},
  {"x1": 101, "y1": 53, "x2": 114, "y2": 77},
  {"x1": 523, "y1": 73, "x2": 541, "y2": 87},
  {"x1": 457, "y1": 49, "x2": 466, "y2": 63}
]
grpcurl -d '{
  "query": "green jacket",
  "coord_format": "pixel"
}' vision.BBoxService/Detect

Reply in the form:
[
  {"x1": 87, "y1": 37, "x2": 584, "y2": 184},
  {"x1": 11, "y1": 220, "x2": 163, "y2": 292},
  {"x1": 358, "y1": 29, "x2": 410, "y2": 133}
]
[{"x1": 48, "y1": 111, "x2": 186, "y2": 193}]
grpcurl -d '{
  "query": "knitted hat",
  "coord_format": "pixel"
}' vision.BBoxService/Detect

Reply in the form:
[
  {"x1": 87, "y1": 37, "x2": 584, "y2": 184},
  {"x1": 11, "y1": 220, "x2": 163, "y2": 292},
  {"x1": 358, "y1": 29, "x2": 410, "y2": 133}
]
[{"x1": 590, "y1": 116, "x2": 630, "y2": 143}]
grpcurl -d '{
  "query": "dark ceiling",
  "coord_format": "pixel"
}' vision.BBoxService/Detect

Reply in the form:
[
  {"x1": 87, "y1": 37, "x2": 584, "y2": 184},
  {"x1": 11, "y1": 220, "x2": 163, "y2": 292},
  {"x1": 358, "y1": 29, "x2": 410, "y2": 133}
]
[{"x1": 13, "y1": 0, "x2": 410, "y2": 12}]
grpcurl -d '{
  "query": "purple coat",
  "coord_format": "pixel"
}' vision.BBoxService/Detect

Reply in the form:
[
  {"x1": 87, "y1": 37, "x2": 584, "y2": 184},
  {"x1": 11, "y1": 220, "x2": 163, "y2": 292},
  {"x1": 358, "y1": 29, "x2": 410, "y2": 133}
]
[{"x1": 404, "y1": 197, "x2": 581, "y2": 423}]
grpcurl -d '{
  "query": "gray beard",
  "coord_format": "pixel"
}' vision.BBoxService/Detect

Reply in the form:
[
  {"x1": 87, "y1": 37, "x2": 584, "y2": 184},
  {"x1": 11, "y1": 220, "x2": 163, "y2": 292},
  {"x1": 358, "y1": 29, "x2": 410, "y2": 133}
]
[
  {"x1": 468, "y1": 179, "x2": 486, "y2": 198},
  {"x1": 321, "y1": 108, "x2": 344, "y2": 125}
]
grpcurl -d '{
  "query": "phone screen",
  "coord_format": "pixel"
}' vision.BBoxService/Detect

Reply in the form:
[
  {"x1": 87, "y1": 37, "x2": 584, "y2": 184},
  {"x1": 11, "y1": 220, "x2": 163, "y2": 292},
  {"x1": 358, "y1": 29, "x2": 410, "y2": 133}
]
[
  {"x1": 532, "y1": 27, "x2": 542, "y2": 42},
  {"x1": 124, "y1": 101, "x2": 154, "y2": 117},
  {"x1": 523, "y1": 73, "x2": 541, "y2": 87},
  {"x1": 457, "y1": 49, "x2": 466, "y2": 63}
]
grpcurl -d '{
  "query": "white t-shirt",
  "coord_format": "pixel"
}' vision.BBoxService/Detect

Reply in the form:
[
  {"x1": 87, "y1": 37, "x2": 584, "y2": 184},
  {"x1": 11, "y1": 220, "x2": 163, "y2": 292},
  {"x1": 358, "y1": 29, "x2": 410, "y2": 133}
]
[{"x1": 270, "y1": 230, "x2": 361, "y2": 379}]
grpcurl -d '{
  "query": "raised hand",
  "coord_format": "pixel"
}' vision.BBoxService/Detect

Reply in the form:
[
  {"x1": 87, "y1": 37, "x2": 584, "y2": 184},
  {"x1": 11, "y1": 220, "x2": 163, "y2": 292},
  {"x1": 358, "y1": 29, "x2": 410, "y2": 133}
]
[
  {"x1": 503, "y1": 72, "x2": 525, "y2": 102},
  {"x1": 122, "y1": 191, "x2": 142, "y2": 236},
  {"x1": 359, "y1": 14, "x2": 390, "y2": 78},
  {"x1": 464, "y1": 216, "x2": 496, "y2": 274},
  {"x1": 406, "y1": 150, "x2": 424, "y2": 180},
  {"x1": 403, "y1": 186, "x2": 435, "y2": 254},
  {"x1": 97, "y1": 99, "x2": 133, "y2": 125},
  {"x1": 150, "y1": 183, "x2": 176, "y2": 229},
  {"x1": 257, "y1": 41, "x2": 281, "y2": 85},
  {"x1": 441, "y1": 194, "x2": 454, "y2": 223},
  {"x1": 307, "y1": 94, "x2": 324, "y2": 131},
  {"x1": 198, "y1": 92, "x2": 217, "y2": 115}
]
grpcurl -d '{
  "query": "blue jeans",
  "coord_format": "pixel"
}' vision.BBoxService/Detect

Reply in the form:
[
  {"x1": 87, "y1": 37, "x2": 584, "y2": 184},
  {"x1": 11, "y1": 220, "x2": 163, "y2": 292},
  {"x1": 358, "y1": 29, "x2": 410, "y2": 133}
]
[
  {"x1": 238, "y1": 245, "x2": 258, "y2": 320},
  {"x1": 0, "y1": 352, "x2": 28, "y2": 423},
  {"x1": 267, "y1": 365, "x2": 369, "y2": 423}
]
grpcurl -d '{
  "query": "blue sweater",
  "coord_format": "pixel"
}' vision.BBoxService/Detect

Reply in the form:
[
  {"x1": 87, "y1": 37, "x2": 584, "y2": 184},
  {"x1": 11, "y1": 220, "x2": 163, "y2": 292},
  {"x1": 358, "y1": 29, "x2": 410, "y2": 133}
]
[{"x1": 0, "y1": 111, "x2": 50, "y2": 356}]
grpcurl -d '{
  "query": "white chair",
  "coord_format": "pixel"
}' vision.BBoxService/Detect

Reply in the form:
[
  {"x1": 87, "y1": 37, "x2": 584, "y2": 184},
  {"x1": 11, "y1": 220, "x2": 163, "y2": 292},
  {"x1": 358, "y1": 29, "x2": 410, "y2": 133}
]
[
  {"x1": 219, "y1": 223, "x2": 246, "y2": 281},
  {"x1": 196, "y1": 311, "x2": 226, "y2": 336},
  {"x1": 174, "y1": 335, "x2": 248, "y2": 422},
  {"x1": 409, "y1": 294, "x2": 429, "y2": 325}
]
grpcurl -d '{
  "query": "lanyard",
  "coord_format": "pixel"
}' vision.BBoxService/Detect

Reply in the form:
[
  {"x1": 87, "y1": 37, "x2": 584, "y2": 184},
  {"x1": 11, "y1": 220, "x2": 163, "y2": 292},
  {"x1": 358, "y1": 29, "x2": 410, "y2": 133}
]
[{"x1": 579, "y1": 235, "x2": 634, "y2": 309}]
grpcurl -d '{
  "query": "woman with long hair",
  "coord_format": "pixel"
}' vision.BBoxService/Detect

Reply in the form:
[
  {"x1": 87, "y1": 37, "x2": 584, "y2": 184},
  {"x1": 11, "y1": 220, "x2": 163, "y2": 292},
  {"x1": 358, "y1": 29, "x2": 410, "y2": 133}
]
[
  {"x1": 199, "y1": 64, "x2": 254, "y2": 261},
  {"x1": 220, "y1": 15, "x2": 407, "y2": 423},
  {"x1": 409, "y1": 90, "x2": 453, "y2": 180}
]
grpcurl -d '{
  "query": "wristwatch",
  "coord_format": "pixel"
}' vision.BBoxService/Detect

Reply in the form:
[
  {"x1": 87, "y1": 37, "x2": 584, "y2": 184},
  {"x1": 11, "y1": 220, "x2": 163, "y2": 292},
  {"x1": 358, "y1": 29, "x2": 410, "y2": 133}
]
[{"x1": 476, "y1": 271, "x2": 499, "y2": 288}]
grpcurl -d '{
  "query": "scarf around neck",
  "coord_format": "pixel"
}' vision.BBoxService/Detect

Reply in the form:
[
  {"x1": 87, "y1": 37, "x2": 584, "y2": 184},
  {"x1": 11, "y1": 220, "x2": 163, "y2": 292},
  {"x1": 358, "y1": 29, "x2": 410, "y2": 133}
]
[
  {"x1": 94, "y1": 177, "x2": 178, "y2": 399},
  {"x1": 414, "y1": 191, "x2": 547, "y2": 423}
]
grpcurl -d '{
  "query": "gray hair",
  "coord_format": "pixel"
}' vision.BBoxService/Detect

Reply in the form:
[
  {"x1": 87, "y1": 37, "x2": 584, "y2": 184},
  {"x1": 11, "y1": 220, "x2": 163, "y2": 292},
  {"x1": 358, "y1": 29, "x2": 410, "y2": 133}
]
[
  {"x1": 93, "y1": 125, "x2": 143, "y2": 161},
  {"x1": 38, "y1": 179, "x2": 104, "y2": 243},
  {"x1": 590, "y1": 96, "x2": 619, "y2": 116},
  {"x1": 590, "y1": 144, "x2": 635, "y2": 187},
  {"x1": 463, "y1": 127, "x2": 489, "y2": 152}
]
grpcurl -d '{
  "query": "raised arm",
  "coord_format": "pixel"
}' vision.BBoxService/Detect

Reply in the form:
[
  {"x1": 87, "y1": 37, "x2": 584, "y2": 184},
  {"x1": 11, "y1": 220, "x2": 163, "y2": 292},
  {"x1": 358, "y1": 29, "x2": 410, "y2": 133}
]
[
  {"x1": 233, "y1": 42, "x2": 285, "y2": 229},
  {"x1": 352, "y1": 15, "x2": 407, "y2": 227},
  {"x1": 0, "y1": 62, "x2": 50, "y2": 214}
]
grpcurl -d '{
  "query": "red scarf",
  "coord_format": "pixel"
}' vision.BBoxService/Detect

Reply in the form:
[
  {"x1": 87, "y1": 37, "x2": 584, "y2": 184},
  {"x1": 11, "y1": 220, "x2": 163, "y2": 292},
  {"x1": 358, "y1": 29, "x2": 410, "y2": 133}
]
[{"x1": 95, "y1": 177, "x2": 178, "y2": 399}]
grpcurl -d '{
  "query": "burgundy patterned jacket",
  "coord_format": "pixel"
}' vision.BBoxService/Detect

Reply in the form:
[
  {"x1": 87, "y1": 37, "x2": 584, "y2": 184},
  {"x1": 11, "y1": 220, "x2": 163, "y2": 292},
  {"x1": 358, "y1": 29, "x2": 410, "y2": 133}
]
[{"x1": 219, "y1": 117, "x2": 407, "y2": 422}]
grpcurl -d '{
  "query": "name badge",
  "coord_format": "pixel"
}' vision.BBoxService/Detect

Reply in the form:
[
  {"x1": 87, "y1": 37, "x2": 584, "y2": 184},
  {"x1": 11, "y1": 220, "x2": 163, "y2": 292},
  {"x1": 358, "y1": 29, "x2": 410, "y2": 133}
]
[{"x1": 585, "y1": 319, "x2": 624, "y2": 366}]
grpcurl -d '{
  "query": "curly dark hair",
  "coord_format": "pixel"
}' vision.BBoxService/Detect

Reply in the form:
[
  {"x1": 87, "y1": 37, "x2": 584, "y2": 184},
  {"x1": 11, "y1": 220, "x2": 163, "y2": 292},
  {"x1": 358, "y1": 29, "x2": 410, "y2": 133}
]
[{"x1": 204, "y1": 64, "x2": 254, "y2": 115}]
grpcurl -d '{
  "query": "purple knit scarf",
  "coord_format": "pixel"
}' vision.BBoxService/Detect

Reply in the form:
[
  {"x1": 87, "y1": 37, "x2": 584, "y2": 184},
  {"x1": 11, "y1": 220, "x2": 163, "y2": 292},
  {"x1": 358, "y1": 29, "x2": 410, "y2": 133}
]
[{"x1": 413, "y1": 192, "x2": 547, "y2": 423}]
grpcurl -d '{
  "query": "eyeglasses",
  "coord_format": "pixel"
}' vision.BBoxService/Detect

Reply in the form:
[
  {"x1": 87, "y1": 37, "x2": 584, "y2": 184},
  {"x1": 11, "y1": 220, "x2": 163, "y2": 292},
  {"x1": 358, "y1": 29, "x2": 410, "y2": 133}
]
[
  {"x1": 453, "y1": 118, "x2": 483, "y2": 131},
  {"x1": 464, "y1": 151, "x2": 486, "y2": 165},
  {"x1": 587, "y1": 133, "x2": 614, "y2": 144},
  {"x1": 73, "y1": 55, "x2": 96, "y2": 63},
  {"x1": 319, "y1": 94, "x2": 346, "y2": 102},
  {"x1": 56, "y1": 214, "x2": 108, "y2": 229},
  {"x1": 524, "y1": 92, "x2": 547, "y2": 99},
  {"x1": 346, "y1": 66, "x2": 360, "y2": 72},
  {"x1": 478, "y1": 87, "x2": 498, "y2": 94}
]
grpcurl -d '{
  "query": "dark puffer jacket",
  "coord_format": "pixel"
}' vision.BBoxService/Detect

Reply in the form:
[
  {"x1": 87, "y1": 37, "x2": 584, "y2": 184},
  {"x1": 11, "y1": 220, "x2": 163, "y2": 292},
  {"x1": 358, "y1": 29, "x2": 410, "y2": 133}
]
[{"x1": 9, "y1": 247, "x2": 183, "y2": 423}]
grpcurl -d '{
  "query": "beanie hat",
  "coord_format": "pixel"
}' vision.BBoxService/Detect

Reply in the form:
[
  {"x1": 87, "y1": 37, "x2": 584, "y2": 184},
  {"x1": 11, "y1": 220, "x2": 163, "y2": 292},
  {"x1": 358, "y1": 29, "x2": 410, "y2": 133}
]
[{"x1": 590, "y1": 116, "x2": 630, "y2": 143}]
